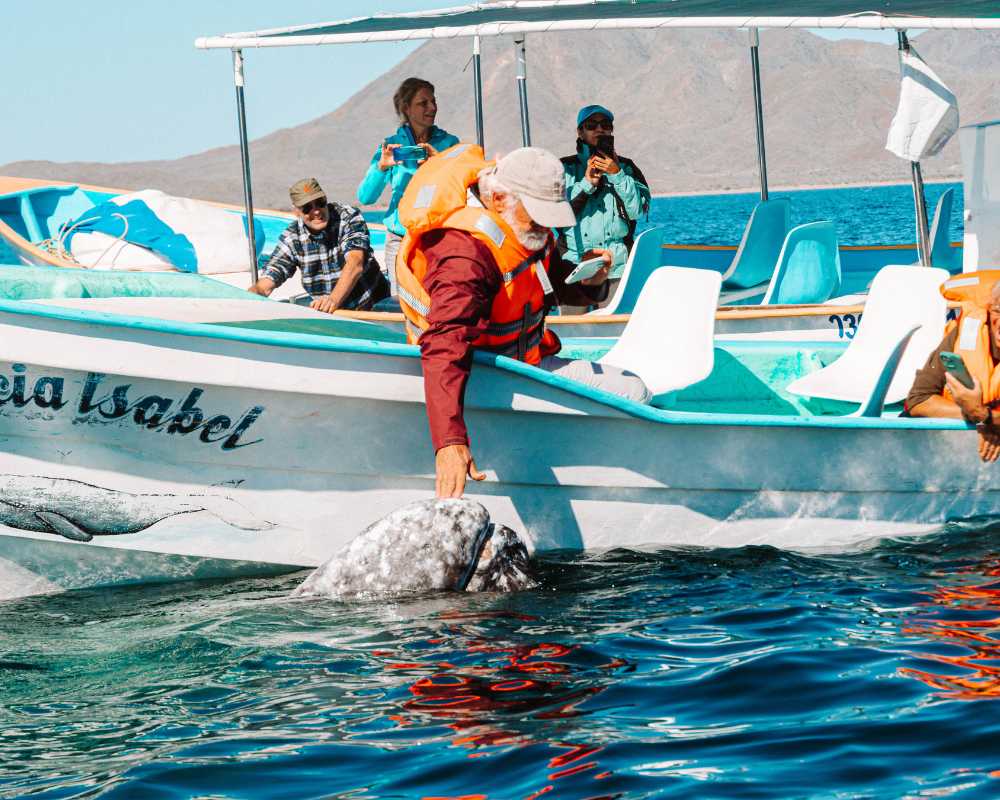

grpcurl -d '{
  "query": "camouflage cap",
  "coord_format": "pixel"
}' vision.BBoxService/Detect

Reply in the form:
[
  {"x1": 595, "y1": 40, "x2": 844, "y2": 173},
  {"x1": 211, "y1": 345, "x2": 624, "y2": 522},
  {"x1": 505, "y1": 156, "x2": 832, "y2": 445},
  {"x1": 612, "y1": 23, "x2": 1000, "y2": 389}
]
[{"x1": 289, "y1": 177, "x2": 326, "y2": 208}]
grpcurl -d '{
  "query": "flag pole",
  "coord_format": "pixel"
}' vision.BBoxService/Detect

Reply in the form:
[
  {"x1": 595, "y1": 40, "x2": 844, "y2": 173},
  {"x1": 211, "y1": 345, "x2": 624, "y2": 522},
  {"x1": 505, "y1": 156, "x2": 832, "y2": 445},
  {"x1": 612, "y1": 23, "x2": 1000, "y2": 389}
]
[
  {"x1": 233, "y1": 49, "x2": 259, "y2": 282},
  {"x1": 897, "y1": 30, "x2": 931, "y2": 267}
]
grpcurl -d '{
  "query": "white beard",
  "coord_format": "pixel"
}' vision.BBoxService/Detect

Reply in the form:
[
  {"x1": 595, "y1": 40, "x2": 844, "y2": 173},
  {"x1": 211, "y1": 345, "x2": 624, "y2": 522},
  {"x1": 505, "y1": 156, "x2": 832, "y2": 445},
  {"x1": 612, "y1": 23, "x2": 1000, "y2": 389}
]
[{"x1": 500, "y1": 206, "x2": 549, "y2": 251}]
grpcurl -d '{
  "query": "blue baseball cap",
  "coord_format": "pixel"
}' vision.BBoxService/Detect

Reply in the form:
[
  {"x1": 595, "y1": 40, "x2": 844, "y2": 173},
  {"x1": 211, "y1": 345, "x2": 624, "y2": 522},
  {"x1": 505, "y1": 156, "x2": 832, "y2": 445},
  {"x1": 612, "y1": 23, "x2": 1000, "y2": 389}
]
[{"x1": 576, "y1": 104, "x2": 614, "y2": 127}]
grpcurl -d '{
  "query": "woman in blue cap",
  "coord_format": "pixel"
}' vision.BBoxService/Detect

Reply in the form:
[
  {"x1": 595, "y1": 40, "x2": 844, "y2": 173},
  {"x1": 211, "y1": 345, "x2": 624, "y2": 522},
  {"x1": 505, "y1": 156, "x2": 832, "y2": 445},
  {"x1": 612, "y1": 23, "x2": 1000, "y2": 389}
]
[
  {"x1": 559, "y1": 104, "x2": 651, "y2": 298},
  {"x1": 357, "y1": 77, "x2": 459, "y2": 294}
]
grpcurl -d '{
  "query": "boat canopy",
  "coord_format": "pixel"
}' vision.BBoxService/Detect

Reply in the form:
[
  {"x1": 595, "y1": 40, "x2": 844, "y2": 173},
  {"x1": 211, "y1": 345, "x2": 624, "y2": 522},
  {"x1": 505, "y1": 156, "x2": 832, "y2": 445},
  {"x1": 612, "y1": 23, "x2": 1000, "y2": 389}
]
[{"x1": 196, "y1": 0, "x2": 1000, "y2": 48}]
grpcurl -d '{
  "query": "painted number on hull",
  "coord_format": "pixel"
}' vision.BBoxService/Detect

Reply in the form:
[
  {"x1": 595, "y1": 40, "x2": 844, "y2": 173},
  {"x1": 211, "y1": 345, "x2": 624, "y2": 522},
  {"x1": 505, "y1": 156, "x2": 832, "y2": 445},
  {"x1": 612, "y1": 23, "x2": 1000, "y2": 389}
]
[
  {"x1": 830, "y1": 308, "x2": 959, "y2": 339},
  {"x1": 828, "y1": 313, "x2": 863, "y2": 339}
]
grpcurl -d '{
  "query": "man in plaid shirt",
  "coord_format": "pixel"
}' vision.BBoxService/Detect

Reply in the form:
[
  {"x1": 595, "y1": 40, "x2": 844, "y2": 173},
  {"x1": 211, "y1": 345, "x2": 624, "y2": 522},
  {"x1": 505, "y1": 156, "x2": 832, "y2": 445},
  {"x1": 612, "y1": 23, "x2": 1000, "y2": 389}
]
[{"x1": 250, "y1": 178, "x2": 389, "y2": 313}]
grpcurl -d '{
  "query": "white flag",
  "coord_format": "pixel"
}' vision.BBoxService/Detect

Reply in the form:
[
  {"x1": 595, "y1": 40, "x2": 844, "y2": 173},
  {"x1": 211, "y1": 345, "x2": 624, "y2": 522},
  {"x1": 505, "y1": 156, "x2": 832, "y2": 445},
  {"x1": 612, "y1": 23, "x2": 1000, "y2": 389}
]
[{"x1": 886, "y1": 46, "x2": 959, "y2": 162}]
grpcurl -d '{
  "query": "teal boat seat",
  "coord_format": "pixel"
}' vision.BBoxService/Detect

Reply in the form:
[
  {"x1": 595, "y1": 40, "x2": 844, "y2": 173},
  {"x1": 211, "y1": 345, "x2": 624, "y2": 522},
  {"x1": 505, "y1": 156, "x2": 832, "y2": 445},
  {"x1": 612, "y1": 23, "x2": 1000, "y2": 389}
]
[
  {"x1": 591, "y1": 226, "x2": 665, "y2": 316},
  {"x1": 761, "y1": 221, "x2": 842, "y2": 305},
  {"x1": 0, "y1": 265, "x2": 262, "y2": 302},
  {"x1": 928, "y1": 187, "x2": 958, "y2": 271},
  {"x1": 720, "y1": 197, "x2": 791, "y2": 290}
]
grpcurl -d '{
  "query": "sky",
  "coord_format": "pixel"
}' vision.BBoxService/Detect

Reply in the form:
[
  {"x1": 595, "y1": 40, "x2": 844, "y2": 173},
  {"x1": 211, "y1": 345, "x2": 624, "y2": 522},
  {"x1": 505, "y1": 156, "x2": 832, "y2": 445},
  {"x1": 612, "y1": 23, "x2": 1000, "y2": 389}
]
[{"x1": 0, "y1": 2, "x2": 897, "y2": 165}]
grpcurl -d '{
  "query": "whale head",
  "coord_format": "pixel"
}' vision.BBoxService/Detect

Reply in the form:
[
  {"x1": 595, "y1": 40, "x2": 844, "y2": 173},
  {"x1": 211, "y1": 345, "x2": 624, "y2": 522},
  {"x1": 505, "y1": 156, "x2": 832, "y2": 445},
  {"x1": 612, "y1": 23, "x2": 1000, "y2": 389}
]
[{"x1": 294, "y1": 499, "x2": 537, "y2": 600}]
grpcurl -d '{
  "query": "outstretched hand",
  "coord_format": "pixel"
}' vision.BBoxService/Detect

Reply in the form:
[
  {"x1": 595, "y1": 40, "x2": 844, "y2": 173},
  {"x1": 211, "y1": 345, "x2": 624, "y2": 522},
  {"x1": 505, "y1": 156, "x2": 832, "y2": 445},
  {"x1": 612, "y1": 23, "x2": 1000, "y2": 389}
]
[{"x1": 435, "y1": 444, "x2": 486, "y2": 498}]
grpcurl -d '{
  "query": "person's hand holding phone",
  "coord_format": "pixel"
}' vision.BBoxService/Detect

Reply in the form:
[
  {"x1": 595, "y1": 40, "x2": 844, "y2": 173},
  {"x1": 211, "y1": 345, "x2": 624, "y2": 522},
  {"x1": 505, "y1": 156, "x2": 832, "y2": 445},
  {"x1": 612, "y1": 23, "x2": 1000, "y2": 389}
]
[
  {"x1": 585, "y1": 156, "x2": 604, "y2": 187},
  {"x1": 944, "y1": 371, "x2": 988, "y2": 424},
  {"x1": 579, "y1": 248, "x2": 612, "y2": 286},
  {"x1": 418, "y1": 142, "x2": 437, "y2": 163},
  {"x1": 378, "y1": 142, "x2": 400, "y2": 171}
]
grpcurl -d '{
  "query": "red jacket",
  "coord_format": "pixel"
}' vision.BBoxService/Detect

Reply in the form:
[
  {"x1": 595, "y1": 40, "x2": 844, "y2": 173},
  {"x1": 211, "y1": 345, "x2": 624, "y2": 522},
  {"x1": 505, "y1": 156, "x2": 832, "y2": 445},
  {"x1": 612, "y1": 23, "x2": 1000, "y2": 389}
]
[{"x1": 420, "y1": 229, "x2": 607, "y2": 450}]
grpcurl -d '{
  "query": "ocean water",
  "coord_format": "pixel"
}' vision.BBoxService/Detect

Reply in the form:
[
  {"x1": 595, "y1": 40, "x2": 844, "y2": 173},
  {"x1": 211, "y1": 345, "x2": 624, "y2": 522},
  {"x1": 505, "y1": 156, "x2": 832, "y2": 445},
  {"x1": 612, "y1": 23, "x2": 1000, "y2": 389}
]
[
  {"x1": 3, "y1": 183, "x2": 996, "y2": 800},
  {"x1": 4, "y1": 526, "x2": 1000, "y2": 799},
  {"x1": 640, "y1": 181, "x2": 964, "y2": 246}
]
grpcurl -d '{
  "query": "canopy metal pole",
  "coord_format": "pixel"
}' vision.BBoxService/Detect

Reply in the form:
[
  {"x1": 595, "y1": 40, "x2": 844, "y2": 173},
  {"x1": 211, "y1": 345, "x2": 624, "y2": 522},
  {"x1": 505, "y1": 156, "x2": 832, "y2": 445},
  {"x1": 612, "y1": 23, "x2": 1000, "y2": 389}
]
[
  {"x1": 749, "y1": 27, "x2": 769, "y2": 202},
  {"x1": 473, "y1": 35, "x2": 485, "y2": 149},
  {"x1": 897, "y1": 30, "x2": 931, "y2": 266},
  {"x1": 233, "y1": 49, "x2": 259, "y2": 282},
  {"x1": 514, "y1": 35, "x2": 531, "y2": 146}
]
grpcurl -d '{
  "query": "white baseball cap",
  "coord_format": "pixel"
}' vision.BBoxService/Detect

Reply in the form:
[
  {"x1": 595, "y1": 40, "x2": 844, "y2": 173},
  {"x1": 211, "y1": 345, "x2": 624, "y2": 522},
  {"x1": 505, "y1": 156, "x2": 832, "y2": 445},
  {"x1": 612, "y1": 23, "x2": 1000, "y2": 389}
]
[{"x1": 493, "y1": 147, "x2": 576, "y2": 229}]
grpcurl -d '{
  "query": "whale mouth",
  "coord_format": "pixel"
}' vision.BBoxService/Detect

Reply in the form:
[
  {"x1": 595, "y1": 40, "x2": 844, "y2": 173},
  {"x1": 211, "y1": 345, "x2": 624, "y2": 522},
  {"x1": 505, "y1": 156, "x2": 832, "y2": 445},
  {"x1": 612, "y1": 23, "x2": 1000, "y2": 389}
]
[
  {"x1": 455, "y1": 517, "x2": 495, "y2": 592},
  {"x1": 465, "y1": 524, "x2": 537, "y2": 593}
]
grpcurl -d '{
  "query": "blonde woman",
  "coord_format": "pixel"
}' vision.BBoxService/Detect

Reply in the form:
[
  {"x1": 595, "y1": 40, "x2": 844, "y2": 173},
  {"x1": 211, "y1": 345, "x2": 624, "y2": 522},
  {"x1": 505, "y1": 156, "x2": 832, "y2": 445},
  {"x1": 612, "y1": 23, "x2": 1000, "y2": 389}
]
[{"x1": 357, "y1": 77, "x2": 459, "y2": 293}]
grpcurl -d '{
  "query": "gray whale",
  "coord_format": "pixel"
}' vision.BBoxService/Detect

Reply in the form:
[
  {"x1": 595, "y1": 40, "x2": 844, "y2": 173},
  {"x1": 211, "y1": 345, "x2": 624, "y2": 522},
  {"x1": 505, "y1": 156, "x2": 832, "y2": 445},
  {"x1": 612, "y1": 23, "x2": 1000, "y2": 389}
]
[
  {"x1": 294, "y1": 498, "x2": 536, "y2": 599},
  {"x1": 0, "y1": 474, "x2": 273, "y2": 542}
]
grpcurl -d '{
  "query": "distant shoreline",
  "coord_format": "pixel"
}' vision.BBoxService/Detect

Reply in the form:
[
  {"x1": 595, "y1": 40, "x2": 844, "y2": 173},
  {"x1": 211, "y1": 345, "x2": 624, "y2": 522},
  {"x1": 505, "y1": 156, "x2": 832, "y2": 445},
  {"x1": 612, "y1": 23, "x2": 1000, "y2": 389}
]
[{"x1": 651, "y1": 177, "x2": 962, "y2": 199}]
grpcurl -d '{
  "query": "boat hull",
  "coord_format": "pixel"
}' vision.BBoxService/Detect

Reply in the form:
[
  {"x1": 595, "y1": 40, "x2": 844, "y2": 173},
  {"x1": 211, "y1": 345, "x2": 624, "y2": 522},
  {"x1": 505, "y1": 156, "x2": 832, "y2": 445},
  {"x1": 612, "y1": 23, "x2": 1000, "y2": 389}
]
[{"x1": 0, "y1": 300, "x2": 994, "y2": 595}]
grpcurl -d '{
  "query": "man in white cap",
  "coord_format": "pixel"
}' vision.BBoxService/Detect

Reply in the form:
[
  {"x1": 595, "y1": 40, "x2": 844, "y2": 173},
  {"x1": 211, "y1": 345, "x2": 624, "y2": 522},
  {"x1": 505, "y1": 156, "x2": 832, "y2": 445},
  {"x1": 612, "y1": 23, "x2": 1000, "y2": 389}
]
[{"x1": 398, "y1": 146, "x2": 651, "y2": 498}]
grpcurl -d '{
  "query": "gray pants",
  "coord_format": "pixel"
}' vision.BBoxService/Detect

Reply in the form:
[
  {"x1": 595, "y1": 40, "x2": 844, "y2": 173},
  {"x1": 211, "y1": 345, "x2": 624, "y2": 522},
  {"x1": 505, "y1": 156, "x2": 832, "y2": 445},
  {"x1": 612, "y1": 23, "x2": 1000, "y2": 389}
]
[
  {"x1": 382, "y1": 231, "x2": 403, "y2": 296},
  {"x1": 558, "y1": 278, "x2": 621, "y2": 315},
  {"x1": 539, "y1": 355, "x2": 651, "y2": 404}
]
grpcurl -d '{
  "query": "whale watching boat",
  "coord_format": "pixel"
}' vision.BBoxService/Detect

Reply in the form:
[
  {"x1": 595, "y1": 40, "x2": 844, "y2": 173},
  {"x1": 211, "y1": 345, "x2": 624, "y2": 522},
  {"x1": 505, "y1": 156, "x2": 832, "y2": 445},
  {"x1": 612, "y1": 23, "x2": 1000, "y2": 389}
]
[{"x1": 2, "y1": 1, "x2": 999, "y2": 598}]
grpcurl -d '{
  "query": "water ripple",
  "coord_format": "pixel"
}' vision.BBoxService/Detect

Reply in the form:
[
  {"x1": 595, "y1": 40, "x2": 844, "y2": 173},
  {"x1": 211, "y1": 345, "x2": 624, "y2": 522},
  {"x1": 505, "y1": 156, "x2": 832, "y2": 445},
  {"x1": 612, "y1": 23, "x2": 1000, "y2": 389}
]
[{"x1": 4, "y1": 527, "x2": 1000, "y2": 798}]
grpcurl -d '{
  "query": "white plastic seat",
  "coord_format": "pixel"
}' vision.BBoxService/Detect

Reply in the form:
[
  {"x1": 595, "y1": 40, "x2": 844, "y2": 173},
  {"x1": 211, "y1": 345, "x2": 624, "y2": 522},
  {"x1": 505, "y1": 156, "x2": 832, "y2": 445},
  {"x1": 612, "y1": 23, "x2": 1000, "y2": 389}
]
[
  {"x1": 786, "y1": 265, "x2": 949, "y2": 406},
  {"x1": 589, "y1": 226, "x2": 665, "y2": 316},
  {"x1": 598, "y1": 266, "x2": 722, "y2": 396}
]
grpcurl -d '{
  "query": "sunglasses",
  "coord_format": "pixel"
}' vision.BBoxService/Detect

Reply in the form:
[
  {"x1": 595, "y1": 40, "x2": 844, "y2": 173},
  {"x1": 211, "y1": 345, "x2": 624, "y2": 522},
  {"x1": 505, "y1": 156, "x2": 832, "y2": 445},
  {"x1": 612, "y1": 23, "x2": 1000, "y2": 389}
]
[
  {"x1": 582, "y1": 119, "x2": 613, "y2": 131},
  {"x1": 299, "y1": 198, "x2": 327, "y2": 215}
]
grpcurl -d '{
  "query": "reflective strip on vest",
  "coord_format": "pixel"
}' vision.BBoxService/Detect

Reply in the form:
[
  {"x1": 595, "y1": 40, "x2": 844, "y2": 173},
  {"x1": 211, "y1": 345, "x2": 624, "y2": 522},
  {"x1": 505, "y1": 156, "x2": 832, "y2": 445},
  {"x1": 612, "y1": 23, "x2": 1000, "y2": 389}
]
[
  {"x1": 959, "y1": 315, "x2": 982, "y2": 351},
  {"x1": 405, "y1": 318, "x2": 425, "y2": 341},
  {"x1": 475, "y1": 214, "x2": 506, "y2": 248},
  {"x1": 485, "y1": 305, "x2": 545, "y2": 337},
  {"x1": 413, "y1": 184, "x2": 437, "y2": 210},
  {"x1": 397, "y1": 284, "x2": 431, "y2": 318},
  {"x1": 444, "y1": 143, "x2": 472, "y2": 159},
  {"x1": 946, "y1": 276, "x2": 980, "y2": 290}
]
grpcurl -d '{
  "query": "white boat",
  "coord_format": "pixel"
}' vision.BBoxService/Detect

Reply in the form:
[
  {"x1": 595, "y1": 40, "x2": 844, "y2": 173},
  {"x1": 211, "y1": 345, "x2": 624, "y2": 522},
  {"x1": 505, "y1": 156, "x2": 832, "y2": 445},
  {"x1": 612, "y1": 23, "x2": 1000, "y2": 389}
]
[
  {"x1": 0, "y1": 259, "x2": 994, "y2": 598},
  {"x1": 4, "y1": 2, "x2": 1000, "y2": 598},
  {"x1": 0, "y1": 175, "x2": 387, "y2": 303}
]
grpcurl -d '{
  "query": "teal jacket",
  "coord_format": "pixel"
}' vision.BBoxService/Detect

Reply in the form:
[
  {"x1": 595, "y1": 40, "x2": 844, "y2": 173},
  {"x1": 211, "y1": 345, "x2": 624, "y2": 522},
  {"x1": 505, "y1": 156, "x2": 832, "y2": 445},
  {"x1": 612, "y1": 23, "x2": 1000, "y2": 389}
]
[
  {"x1": 559, "y1": 145, "x2": 651, "y2": 279},
  {"x1": 356, "y1": 124, "x2": 460, "y2": 237}
]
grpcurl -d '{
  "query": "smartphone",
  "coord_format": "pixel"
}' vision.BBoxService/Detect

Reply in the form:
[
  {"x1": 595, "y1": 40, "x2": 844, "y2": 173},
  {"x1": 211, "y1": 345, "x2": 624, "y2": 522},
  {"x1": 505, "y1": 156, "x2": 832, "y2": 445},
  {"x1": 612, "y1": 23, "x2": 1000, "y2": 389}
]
[
  {"x1": 594, "y1": 135, "x2": 615, "y2": 158},
  {"x1": 392, "y1": 145, "x2": 427, "y2": 163},
  {"x1": 940, "y1": 351, "x2": 975, "y2": 389},
  {"x1": 565, "y1": 256, "x2": 606, "y2": 285}
]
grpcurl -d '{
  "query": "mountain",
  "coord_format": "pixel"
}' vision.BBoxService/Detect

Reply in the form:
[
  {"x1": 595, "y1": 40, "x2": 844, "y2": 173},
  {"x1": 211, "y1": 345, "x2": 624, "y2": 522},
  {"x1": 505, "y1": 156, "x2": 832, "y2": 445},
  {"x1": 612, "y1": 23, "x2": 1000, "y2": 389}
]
[{"x1": 4, "y1": 29, "x2": 998, "y2": 210}]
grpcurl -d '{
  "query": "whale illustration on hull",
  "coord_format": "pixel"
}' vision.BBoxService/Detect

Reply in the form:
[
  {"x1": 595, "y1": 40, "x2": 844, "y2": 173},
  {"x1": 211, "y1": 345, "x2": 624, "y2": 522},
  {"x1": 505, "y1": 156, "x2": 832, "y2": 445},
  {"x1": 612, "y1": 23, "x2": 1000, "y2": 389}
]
[{"x1": 0, "y1": 474, "x2": 273, "y2": 542}]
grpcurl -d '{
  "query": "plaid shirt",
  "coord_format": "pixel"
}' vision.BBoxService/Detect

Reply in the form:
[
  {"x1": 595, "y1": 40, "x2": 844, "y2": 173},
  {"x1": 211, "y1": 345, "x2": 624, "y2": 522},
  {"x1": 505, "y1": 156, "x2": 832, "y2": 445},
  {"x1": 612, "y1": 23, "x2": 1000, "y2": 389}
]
[{"x1": 263, "y1": 202, "x2": 386, "y2": 309}]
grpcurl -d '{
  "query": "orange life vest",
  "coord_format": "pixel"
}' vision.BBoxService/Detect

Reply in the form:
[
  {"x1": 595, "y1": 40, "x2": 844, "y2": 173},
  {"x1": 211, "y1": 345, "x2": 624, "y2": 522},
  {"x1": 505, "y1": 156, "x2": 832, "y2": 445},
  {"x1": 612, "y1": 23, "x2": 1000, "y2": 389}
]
[
  {"x1": 939, "y1": 270, "x2": 1000, "y2": 405},
  {"x1": 394, "y1": 142, "x2": 560, "y2": 365}
]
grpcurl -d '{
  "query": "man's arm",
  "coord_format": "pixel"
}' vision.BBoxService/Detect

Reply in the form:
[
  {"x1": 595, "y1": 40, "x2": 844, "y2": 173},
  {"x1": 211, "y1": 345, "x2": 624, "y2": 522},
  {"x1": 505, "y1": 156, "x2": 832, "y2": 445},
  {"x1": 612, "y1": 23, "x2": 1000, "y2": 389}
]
[
  {"x1": 420, "y1": 230, "x2": 501, "y2": 497},
  {"x1": 311, "y1": 250, "x2": 365, "y2": 314},
  {"x1": 249, "y1": 236, "x2": 296, "y2": 295},
  {"x1": 905, "y1": 329, "x2": 958, "y2": 416}
]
